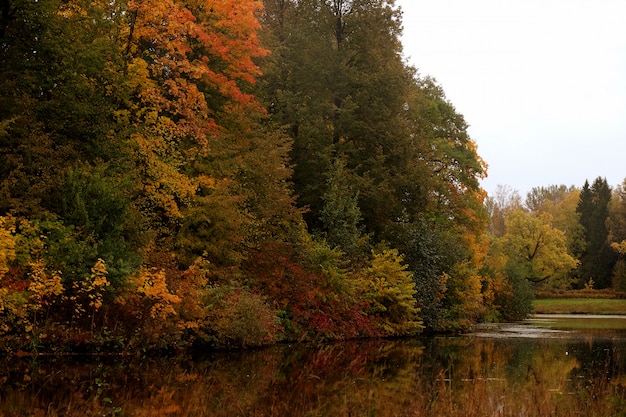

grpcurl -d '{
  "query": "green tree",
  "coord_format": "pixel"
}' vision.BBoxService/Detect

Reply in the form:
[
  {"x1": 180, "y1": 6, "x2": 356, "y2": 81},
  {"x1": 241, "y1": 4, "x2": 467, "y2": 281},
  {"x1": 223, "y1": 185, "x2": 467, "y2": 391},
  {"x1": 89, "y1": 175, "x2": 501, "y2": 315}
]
[
  {"x1": 607, "y1": 179, "x2": 626, "y2": 291},
  {"x1": 0, "y1": 0, "x2": 142, "y2": 287},
  {"x1": 576, "y1": 177, "x2": 615, "y2": 288},
  {"x1": 318, "y1": 158, "x2": 367, "y2": 259},
  {"x1": 0, "y1": 0, "x2": 128, "y2": 217},
  {"x1": 259, "y1": 0, "x2": 489, "y2": 332},
  {"x1": 608, "y1": 179, "x2": 626, "y2": 245}
]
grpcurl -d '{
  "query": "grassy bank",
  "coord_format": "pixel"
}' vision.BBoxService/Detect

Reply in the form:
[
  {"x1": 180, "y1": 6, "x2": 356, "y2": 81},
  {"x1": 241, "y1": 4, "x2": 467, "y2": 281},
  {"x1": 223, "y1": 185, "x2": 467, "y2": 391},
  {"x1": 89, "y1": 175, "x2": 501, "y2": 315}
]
[{"x1": 532, "y1": 298, "x2": 626, "y2": 315}]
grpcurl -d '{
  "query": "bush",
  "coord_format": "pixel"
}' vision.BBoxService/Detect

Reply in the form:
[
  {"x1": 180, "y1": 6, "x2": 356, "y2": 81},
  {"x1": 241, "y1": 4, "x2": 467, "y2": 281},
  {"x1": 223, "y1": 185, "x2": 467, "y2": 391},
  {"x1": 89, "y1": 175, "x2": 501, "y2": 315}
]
[
  {"x1": 205, "y1": 287, "x2": 280, "y2": 348},
  {"x1": 361, "y1": 248, "x2": 423, "y2": 336},
  {"x1": 495, "y1": 264, "x2": 534, "y2": 321}
]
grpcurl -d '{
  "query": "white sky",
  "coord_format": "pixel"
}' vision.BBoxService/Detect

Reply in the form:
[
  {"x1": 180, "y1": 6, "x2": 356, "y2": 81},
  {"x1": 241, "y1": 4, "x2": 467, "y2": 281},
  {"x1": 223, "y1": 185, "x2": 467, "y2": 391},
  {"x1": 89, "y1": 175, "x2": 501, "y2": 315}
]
[{"x1": 396, "y1": 0, "x2": 626, "y2": 197}]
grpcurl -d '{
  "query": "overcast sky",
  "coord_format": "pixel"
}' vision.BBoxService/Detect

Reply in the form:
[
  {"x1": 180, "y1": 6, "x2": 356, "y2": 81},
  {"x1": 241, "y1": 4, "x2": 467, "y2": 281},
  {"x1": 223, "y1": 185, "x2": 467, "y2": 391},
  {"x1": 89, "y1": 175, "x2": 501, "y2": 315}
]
[{"x1": 396, "y1": 0, "x2": 626, "y2": 197}]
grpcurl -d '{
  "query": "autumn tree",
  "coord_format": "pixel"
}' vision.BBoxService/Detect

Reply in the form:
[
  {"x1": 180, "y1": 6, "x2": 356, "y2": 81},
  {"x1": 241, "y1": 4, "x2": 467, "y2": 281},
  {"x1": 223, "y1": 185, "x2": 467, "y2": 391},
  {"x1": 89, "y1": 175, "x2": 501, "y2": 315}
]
[
  {"x1": 0, "y1": 0, "x2": 312, "y2": 348},
  {"x1": 486, "y1": 208, "x2": 577, "y2": 319},
  {"x1": 502, "y1": 209, "x2": 578, "y2": 287},
  {"x1": 524, "y1": 185, "x2": 584, "y2": 285},
  {"x1": 361, "y1": 248, "x2": 422, "y2": 335},
  {"x1": 1, "y1": 0, "x2": 493, "y2": 346}
]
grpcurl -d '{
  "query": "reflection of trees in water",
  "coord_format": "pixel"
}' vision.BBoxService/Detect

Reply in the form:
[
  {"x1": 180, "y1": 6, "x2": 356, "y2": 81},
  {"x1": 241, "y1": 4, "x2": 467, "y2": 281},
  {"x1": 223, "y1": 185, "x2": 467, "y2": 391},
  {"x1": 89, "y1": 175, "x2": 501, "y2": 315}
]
[
  {"x1": 0, "y1": 340, "x2": 428, "y2": 417},
  {"x1": 568, "y1": 338, "x2": 626, "y2": 396},
  {"x1": 2, "y1": 337, "x2": 626, "y2": 416}
]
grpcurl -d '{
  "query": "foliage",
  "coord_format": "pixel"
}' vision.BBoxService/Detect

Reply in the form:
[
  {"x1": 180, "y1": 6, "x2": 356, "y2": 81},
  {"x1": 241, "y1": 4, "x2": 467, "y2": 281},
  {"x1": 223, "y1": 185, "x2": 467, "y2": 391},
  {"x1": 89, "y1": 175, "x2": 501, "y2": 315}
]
[
  {"x1": 526, "y1": 185, "x2": 584, "y2": 258},
  {"x1": 0, "y1": 0, "x2": 499, "y2": 351},
  {"x1": 69, "y1": 258, "x2": 110, "y2": 324},
  {"x1": 495, "y1": 261, "x2": 534, "y2": 321},
  {"x1": 132, "y1": 267, "x2": 181, "y2": 320},
  {"x1": 0, "y1": 215, "x2": 15, "y2": 276},
  {"x1": 576, "y1": 177, "x2": 616, "y2": 288},
  {"x1": 503, "y1": 209, "x2": 578, "y2": 287},
  {"x1": 439, "y1": 261, "x2": 489, "y2": 330},
  {"x1": 318, "y1": 157, "x2": 368, "y2": 260},
  {"x1": 204, "y1": 286, "x2": 280, "y2": 348},
  {"x1": 361, "y1": 248, "x2": 423, "y2": 336},
  {"x1": 59, "y1": 165, "x2": 141, "y2": 286},
  {"x1": 484, "y1": 206, "x2": 577, "y2": 319},
  {"x1": 248, "y1": 243, "x2": 377, "y2": 341}
]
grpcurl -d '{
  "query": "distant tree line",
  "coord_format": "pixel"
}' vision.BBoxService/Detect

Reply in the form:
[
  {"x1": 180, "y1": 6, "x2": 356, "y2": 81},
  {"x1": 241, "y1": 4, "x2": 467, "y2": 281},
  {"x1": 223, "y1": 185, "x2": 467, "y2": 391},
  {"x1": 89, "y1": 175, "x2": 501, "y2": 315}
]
[{"x1": 485, "y1": 177, "x2": 626, "y2": 318}]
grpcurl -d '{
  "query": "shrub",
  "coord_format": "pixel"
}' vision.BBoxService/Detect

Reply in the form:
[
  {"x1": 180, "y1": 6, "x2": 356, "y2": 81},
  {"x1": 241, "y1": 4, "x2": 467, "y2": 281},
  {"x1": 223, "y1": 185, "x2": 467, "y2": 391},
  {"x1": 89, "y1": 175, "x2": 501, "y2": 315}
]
[
  {"x1": 361, "y1": 248, "x2": 423, "y2": 336},
  {"x1": 205, "y1": 286, "x2": 279, "y2": 348},
  {"x1": 495, "y1": 263, "x2": 534, "y2": 321}
]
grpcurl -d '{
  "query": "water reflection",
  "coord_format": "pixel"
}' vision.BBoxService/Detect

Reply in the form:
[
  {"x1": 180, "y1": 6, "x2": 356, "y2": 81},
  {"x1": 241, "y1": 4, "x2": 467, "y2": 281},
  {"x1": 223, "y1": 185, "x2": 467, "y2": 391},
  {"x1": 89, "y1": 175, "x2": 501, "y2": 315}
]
[{"x1": 2, "y1": 321, "x2": 626, "y2": 416}]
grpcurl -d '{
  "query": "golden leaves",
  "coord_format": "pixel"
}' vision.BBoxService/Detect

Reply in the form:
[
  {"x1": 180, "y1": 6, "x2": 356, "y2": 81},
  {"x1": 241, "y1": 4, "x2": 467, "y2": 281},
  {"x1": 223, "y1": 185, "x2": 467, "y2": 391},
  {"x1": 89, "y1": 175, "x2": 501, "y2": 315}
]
[
  {"x1": 27, "y1": 260, "x2": 63, "y2": 306},
  {"x1": 361, "y1": 249, "x2": 423, "y2": 335},
  {"x1": 134, "y1": 268, "x2": 181, "y2": 319},
  {"x1": 0, "y1": 216, "x2": 16, "y2": 277},
  {"x1": 71, "y1": 258, "x2": 110, "y2": 319}
]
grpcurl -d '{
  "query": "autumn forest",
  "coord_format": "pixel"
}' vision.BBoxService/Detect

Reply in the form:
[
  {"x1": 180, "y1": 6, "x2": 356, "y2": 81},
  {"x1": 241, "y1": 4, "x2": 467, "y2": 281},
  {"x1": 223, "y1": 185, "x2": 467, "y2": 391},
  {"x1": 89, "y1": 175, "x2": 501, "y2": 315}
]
[{"x1": 0, "y1": 0, "x2": 624, "y2": 352}]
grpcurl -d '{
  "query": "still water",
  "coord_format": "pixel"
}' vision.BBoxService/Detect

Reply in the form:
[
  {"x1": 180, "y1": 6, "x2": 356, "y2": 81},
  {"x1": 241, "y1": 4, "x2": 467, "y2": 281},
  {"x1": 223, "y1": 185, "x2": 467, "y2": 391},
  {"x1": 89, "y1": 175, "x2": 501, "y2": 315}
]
[{"x1": 2, "y1": 316, "x2": 626, "y2": 416}]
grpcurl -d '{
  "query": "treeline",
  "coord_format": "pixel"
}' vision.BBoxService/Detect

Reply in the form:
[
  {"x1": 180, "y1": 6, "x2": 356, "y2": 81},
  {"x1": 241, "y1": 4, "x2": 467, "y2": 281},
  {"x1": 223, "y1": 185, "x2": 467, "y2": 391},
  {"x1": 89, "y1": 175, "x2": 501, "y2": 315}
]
[
  {"x1": 485, "y1": 178, "x2": 626, "y2": 318},
  {"x1": 0, "y1": 0, "x2": 554, "y2": 352}
]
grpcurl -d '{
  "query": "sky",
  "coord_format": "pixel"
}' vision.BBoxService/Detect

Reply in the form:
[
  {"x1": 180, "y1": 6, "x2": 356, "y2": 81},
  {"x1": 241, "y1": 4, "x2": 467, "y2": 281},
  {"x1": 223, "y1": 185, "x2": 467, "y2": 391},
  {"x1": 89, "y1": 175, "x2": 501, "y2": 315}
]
[{"x1": 396, "y1": 0, "x2": 626, "y2": 197}]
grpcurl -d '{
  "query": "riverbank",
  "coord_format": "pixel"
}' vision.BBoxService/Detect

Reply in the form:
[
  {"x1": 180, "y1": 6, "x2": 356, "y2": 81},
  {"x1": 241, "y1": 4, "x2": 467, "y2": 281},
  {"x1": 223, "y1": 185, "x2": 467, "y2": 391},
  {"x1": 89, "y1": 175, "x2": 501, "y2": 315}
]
[{"x1": 533, "y1": 298, "x2": 626, "y2": 315}]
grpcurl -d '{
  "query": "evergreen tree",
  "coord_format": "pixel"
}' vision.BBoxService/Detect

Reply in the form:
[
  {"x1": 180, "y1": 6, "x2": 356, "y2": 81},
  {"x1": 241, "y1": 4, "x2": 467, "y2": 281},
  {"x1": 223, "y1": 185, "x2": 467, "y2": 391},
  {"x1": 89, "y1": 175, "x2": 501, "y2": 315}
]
[
  {"x1": 318, "y1": 158, "x2": 367, "y2": 259},
  {"x1": 576, "y1": 177, "x2": 615, "y2": 288}
]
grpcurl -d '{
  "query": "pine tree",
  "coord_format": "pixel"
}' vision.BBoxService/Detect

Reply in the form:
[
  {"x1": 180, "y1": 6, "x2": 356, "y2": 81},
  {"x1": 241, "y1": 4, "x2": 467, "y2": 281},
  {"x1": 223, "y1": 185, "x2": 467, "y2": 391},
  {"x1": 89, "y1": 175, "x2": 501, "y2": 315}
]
[{"x1": 576, "y1": 177, "x2": 616, "y2": 288}]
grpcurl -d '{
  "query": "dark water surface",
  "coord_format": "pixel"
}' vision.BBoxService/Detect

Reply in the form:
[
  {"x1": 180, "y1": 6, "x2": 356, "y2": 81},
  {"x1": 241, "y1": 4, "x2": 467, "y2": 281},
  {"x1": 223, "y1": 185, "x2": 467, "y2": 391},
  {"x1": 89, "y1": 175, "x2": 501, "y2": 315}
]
[{"x1": 3, "y1": 316, "x2": 626, "y2": 416}]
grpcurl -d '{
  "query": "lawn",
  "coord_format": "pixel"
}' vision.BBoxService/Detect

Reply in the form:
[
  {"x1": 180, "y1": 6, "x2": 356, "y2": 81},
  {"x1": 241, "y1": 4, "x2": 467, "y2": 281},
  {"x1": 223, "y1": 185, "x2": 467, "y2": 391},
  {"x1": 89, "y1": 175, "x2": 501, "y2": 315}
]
[{"x1": 533, "y1": 298, "x2": 626, "y2": 315}]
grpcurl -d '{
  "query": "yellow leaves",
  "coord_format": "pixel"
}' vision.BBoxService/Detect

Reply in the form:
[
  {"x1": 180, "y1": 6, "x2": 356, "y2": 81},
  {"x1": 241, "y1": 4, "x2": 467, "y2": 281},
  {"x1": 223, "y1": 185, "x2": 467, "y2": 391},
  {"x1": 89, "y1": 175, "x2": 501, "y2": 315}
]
[
  {"x1": 0, "y1": 257, "x2": 64, "y2": 335},
  {"x1": 611, "y1": 240, "x2": 626, "y2": 255},
  {"x1": 134, "y1": 268, "x2": 181, "y2": 319},
  {"x1": 0, "y1": 288, "x2": 7, "y2": 314},
  {"x1": 132, "y1": 129, "x2": 198, "y2": 219},
  {"x1": 0, "y1": 215, "x2": 16, "y2": 277},
  {"x1": 71, "y1": 258, "x2": 110, "y2": 319},
  {"x1": 362, "y1": 249, "x2": 422, "y2": 335},
  {"x1": 87, "y1": 258, "x2": 110, "y2": 309},
  {"x1": 0, "y1": 289, "x2": 28, "y2": 335},
  {"x1": 27, "y1": 260, "x2": 64, "y2": 306},
  {"x1": 447, "y1": 261, "x2": 488, "y2": 324},
  {"x1": 57, "y1": 2, "x2": 88, "y2": 19},
  {"x1": 124, "y1": 58, "x2": 156, "y2": 93},
  {"x1": 506, "y1": 209, "x2": 578, "y2": 280}
]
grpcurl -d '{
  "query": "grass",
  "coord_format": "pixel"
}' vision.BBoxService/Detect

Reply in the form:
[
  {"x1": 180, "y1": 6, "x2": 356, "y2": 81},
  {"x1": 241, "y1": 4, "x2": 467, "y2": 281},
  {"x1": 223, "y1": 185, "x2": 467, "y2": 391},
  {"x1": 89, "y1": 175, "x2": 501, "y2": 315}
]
[{"x1": 532, "y1": 298, "x2": 626, "y2": 315}]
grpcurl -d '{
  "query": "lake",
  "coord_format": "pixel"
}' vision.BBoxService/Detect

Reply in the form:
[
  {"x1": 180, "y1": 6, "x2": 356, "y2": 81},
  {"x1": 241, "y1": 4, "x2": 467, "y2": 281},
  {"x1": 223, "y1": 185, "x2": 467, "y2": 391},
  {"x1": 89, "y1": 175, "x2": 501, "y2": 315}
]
[{"x1": 2, "y1": 315, "x2": 626, "y2": 416}]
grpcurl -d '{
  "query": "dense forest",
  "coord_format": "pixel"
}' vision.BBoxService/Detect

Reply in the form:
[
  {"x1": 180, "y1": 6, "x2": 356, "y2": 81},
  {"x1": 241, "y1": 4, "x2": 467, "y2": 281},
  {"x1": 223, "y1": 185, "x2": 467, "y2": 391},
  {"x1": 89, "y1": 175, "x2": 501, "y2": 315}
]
[{"x1": 0, "y1": 0, "x2": 623, "y2": 352}]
